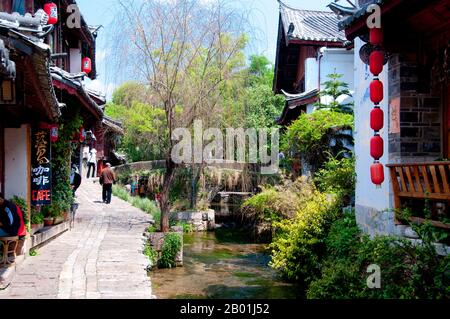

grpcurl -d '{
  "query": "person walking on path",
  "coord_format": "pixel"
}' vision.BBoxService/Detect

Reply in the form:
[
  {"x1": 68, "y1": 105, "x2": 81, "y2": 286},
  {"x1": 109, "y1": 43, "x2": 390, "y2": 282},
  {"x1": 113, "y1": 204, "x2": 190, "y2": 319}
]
[
  {"x1": 100, "y1": 163, "x2": 116, "y2": 204},
  {"x1": 86, "y1": 148, "x2": 97, "y2": 179},
  {"x1": 70, "y1": 165, "x2": 82, "y2": 197}
]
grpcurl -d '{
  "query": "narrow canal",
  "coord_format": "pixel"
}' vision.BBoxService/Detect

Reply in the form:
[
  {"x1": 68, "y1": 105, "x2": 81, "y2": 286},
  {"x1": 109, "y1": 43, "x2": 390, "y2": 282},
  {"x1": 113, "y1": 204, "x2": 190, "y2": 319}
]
[{"x1": 150, "y1": 230, "x2": 300, "y2": 299}]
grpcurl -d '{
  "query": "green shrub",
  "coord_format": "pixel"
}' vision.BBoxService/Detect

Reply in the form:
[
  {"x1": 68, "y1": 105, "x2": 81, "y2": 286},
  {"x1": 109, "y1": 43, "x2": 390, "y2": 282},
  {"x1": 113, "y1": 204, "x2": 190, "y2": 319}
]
[
  {"x1": 41, "y1": 199, "x2": 68, "y2": 218},
  {"x1": 177, "y1": 222, "x2": 194, "y2": 233},
  {"x1": 306, "y1": 258, "x2": 363, "y2": 299},
  {"x1": 323, "y1": 212, "x2": 361, "y2": 260},
  {"x1": 30, "y1": 212, "x2": 45, "y2": 225},
  {"x1": 282, "y1": 110, "x2": 354, "y2": 170},
  {"x1": 159, "y1": 233, "x2": 182, "y2": 269},
  {"x1": 143, "y1": 242, "x2": 158, "y2": 268},
  {"x1": 306, "y1": 213, "x2": 450, "y2": 299},
  {"x1": 269, "y1": 191, "x2": 339, "y2": 283},
  {"x1": 314, "y1": 155, "x2": 355, "y2": 203},
  {"x1": 242, "y1": 176, "x2": 315, "y2": 224},
  {"x1": 242, "y1": 188, "x2": 290, "y2": 223}
]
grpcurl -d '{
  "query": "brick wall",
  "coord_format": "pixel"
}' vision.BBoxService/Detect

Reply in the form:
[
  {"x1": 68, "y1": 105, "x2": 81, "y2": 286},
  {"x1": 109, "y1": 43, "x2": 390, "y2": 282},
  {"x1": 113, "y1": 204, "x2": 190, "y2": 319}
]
[{"x1": 388, "y1": 54, "x2": 442, "y2": 163}]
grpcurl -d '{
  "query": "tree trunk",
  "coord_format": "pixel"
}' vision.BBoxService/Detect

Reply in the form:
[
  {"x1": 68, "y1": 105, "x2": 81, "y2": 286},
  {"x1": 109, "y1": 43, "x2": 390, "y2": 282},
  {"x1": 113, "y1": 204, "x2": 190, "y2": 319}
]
[
  {"x1": 190, "y1": 163, "x2": 197, "y2": 209},
  {"x1": 160, "y1": 157, "x2": 176, "y2": 232}
]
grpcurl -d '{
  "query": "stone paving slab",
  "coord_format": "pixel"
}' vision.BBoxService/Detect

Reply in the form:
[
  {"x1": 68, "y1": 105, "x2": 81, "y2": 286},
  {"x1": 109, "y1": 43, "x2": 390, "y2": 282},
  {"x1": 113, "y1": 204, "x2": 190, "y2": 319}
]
[{"x1": 0, "y1": 179, "x2": 154, "y2": 299}]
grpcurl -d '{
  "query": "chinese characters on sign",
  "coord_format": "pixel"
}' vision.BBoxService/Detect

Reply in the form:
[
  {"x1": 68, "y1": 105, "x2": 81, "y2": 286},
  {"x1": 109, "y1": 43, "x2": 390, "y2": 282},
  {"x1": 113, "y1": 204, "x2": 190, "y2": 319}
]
[
  {"x1": 31, "y1": 129, "x2": 52, "y2": 206},
  {"x1": 389, "y1": 97, "x2": 400, "y2": 134}
]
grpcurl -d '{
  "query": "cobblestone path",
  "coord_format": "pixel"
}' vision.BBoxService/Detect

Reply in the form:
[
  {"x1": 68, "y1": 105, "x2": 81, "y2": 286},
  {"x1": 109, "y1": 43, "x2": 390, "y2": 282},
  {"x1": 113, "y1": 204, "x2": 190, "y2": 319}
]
[{"x1": 0, "y1": 179, "x2": 154, "y2": 299}]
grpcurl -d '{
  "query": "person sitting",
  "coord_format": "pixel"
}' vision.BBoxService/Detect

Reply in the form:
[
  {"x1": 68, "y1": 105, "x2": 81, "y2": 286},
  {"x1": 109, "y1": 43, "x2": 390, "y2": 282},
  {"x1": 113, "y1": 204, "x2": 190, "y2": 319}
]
[{"x1": 0, "y1": 193, "x2": 25, "y2": 238}]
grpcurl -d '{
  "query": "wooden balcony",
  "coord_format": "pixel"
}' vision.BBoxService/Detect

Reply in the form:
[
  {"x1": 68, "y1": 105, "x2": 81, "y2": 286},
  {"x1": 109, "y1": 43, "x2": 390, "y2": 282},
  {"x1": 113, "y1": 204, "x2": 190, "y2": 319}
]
[{"x1": 387, "y1": 162, "x2": 450, "y2": 229}]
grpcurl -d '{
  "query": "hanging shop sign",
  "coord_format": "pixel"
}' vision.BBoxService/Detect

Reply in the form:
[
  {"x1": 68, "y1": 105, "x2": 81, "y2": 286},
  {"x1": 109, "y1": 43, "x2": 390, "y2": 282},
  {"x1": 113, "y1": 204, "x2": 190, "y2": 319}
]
[{"x1": 31, "y1": 128, "x2": 52, "y2": 206}]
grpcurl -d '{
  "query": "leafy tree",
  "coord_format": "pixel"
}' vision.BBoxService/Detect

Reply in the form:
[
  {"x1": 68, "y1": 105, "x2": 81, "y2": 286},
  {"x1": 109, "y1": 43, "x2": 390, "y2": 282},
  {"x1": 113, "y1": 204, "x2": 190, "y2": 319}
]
[
  {"x1": 112, "y1": 0, "x2": 250, "y2": 232},
  {"x1": 315, "y1": 72, "x2": 353, "y2": 114},
  {"x1": 111, "y1": 81, "x2": 148, "y2": 108},
  {"x1": 248, "y1": 54, "x2": 273, "y2": 86},
  {"x1": 243, "y1": 84, "x2": 284, "y2": 129}
]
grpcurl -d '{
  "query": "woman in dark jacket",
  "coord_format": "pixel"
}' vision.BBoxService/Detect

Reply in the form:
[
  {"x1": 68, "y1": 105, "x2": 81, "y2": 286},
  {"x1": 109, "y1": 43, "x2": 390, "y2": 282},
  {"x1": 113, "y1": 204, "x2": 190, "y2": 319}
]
[{"x1": 0, "y1": 193, "x2": 21, "y2": 237}]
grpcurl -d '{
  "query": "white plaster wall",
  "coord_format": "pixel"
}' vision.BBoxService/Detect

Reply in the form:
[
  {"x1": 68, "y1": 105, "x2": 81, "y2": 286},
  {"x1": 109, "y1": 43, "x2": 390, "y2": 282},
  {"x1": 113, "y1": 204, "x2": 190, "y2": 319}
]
[
  {"x1": 354, "y1": 38, "x2": 390, "y2": 212},
  {"x1": 306, "y1": 103, "x2": 315, "y2": 114},
  {"x1": 320, "y1": 48, "x2": 355, "y2": 93},
  {"x1": 70, "y1": 48, "x2": 82, "y2": 73},
  {"x1": 304, "y1": 48, "x2": 354, "y2": 114},
  {"x1": 4, "y1": 125, "x2": 28, "y2": 199},
  {"x1": 305, "y1": 58, "x2": 318, "y2": 92}
]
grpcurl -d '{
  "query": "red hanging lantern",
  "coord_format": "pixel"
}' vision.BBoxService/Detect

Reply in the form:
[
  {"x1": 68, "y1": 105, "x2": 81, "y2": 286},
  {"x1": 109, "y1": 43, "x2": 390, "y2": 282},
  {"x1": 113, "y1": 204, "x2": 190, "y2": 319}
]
[
  {"x1": 50, "y1": 125, "x2": 59, "y2": 143},
  {"x1": 44, "y1": 2, "x2": 58, "y2": 25},
  {"x1": 370, "y1": 79, "x2": 383, "y2": 104},
  {"x1": 370, "y1": 27, "x2": 383, "y2": 46},
  {"x1": 82, "y1": 57, "x2": 92, "y2": 74},
  {"x1": 371, "y1": 162, "x2": 385, "y2": 186},
  {"x1": 369, "y1": 50, "x2": 384, "y2": 76},
  {"x1": 370, "y1": 135, "x2": 384, "y2": 160},
  {"x1": 370, "y1": 107, "x2": 384, "y2": 131}
]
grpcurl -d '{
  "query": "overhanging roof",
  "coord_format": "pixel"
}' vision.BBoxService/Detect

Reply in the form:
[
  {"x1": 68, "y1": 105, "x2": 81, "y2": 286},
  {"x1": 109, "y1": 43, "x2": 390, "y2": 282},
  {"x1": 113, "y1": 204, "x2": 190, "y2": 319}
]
[
  {"x1": 279, "y1": 0, "x2": 346, "y2": 44},
  {"x1": 277, "y1": 88, "x2": 319, "y2": 125},
  {"x1": 103, "y1": 115, "x2": 124, "y2": 135},
  {"x1": 51, "y1": 66, "x2": 103, "y2": 120},
  {"x1": 0, "y1": 21, "x2": 61, "y2": 121}
]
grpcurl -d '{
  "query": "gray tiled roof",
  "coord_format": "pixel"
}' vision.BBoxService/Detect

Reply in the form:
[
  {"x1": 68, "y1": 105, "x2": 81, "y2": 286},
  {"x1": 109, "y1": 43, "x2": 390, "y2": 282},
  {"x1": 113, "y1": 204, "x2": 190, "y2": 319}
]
[{"x1": 279, "y1": 1, "x2": 346, "y2": 43}]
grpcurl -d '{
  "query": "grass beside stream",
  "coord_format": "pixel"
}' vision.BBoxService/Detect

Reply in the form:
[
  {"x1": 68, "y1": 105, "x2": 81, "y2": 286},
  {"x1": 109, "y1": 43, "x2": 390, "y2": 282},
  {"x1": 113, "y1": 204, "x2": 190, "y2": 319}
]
[{"x1": 112, "y1": 185, "x2": 161, "y2": 223}]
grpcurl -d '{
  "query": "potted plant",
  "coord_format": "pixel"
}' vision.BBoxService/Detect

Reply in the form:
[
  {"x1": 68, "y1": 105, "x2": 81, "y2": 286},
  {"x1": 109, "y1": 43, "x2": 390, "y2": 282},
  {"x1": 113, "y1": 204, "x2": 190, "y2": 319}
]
[
  {"x1": 30, "y1": 211, "x2": 45, "y2": 234},
  {"x1": 41, "y1": 206, "x2": 54, "y2": 226},
  {"x1": 50, "y1": 202, "x2": 65, "y2": 226}
]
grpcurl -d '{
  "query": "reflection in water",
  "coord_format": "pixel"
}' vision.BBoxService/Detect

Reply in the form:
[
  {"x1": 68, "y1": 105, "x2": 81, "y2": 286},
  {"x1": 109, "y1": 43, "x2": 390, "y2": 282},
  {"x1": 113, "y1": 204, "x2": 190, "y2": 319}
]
[{"x1": 150, "y1": 231, "x2": 300, "y2": 299}]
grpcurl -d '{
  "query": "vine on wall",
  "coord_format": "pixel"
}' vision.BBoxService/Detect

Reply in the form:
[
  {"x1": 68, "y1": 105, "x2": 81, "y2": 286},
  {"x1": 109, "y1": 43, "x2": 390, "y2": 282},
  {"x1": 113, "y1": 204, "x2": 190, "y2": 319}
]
[{"x1": 42, "y1": 109, "x2": 83, "y2": 217}]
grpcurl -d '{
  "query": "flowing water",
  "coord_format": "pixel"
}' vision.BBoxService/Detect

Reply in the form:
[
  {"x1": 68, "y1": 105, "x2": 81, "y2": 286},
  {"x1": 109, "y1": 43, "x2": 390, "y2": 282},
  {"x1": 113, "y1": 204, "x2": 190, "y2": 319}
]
[{"x1": 150, "y1": 230, "x2": 300, "y2": 299}]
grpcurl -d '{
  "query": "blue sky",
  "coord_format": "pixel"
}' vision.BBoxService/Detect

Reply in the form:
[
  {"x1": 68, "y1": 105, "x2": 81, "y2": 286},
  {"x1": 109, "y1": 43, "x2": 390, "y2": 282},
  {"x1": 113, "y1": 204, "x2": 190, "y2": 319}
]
[{"x1": 77, "y1": 0, "x2": 334, "y2": 99}]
